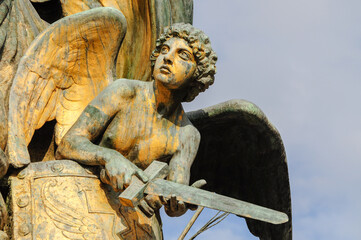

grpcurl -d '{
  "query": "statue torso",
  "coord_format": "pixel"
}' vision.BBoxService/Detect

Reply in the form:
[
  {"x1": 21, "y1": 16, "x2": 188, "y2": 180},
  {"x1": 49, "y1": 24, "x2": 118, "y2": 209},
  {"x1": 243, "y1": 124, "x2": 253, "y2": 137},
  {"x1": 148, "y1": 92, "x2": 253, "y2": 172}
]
[{"x1": 99, "y1": 82, "x2": 185, "y2": 169}]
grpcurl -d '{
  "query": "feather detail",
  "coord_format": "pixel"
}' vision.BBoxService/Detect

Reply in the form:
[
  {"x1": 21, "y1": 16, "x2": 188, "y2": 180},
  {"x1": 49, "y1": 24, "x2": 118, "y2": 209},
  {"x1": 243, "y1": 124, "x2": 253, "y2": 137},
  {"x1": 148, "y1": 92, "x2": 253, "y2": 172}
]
[
  {"x1": 7, "y1": 7, "x2": 127, "y2": 167},
  {"x1": 187, "y1": 99, "x2": 292, "y2": 240}
]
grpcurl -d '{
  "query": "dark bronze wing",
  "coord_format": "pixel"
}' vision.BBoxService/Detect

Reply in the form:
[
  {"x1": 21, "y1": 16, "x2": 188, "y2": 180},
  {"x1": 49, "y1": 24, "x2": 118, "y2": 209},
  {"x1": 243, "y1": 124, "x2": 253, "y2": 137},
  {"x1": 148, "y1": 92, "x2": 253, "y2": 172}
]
[{"x1": 187, "y1": 99, "x2": 292, "y2": 240}]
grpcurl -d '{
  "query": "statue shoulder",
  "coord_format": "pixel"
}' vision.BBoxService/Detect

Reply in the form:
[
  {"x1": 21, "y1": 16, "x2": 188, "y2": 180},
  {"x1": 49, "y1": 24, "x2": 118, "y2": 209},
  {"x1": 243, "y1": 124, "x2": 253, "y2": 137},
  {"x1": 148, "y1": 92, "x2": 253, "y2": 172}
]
[
  {"x1": 180, "y1": 119, "x2": 201, "y2": 146},
  {"x1": 110, "y1": 79, "x2": 153, "y2": 98},
  {"x1": 88, "y1": 79, "x2": 141, "y2": 114},
  {"x1": 106, "y1": 79, "x2": 138, "y2": 99}
]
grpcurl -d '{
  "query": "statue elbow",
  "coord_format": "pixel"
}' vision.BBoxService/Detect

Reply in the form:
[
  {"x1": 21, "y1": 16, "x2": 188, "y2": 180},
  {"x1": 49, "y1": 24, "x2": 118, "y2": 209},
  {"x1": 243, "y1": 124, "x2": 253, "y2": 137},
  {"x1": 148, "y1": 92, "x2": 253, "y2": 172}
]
[{"x1": 55, "y1": 134, "x2": 75, "y2": 160}]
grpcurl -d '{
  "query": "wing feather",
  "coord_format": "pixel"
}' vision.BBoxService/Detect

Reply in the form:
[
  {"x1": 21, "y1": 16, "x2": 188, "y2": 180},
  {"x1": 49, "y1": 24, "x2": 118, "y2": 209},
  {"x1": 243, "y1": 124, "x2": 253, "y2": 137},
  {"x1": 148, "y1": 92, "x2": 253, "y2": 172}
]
[
  {"x1": 187, "y1": 99, "x2": 292, "y2": 240},
  {"x1": 36, "y1": 84, "x2": 58, "y2": 129},
  {"x1": 8, "y1": 7, "x2": 127, "y2": 167}
]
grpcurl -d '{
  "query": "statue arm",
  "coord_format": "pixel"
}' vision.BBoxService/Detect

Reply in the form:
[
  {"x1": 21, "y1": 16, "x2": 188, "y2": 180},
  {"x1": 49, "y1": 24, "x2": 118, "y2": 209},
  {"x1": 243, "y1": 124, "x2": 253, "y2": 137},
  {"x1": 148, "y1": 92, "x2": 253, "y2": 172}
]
[
  {"x1": 56, "y1": 81, "x2": 126, "y2": 163},
  {"x1": 55, "y1": 104, "x2": 117, "y2": 166},
  {"x1": 168, "y1": 125, "x2": 200, "y2": 185},
  {"x1": 55, "y1": 81, "x2": 127, "y2": 165},
  {"x1": 56, "y1": 80, "x2": 148, "y2": 191},
  {"x1": 154, "y1": 125, "x2": 200, "y2": 217}
]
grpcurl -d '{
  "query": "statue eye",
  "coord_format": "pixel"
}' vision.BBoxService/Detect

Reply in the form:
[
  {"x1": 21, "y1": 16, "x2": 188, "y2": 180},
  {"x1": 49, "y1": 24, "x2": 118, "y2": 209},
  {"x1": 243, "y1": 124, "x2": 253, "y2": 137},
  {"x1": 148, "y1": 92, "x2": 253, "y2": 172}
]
[
  {"x1": 179, "y1": 50, "x2": 191, "y2": 61},
  {"x1": 161, "y1": 46, "x2": 169, "y2": 54}
]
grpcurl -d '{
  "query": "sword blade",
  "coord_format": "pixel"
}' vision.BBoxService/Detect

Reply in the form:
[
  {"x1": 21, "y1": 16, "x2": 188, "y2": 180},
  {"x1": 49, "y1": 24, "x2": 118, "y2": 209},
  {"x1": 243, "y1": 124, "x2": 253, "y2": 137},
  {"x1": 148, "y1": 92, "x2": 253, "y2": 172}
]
[{"x1": 145, "y1": 178, "x2": 288, "y2": 225}]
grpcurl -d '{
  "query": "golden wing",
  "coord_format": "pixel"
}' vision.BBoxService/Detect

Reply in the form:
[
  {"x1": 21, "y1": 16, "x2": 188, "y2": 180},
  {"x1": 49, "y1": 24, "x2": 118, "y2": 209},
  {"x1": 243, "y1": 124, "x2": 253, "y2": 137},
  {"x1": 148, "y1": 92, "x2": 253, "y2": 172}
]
[
  {"x1": 0, "y1": 0, "x2": 48, "y2": 99},
  {"x1": 0, "y1": 92, "x2": 6, "y2": 175},
  {"x1": 7, "y1": 7, "x2": 127, "y2": 168}
]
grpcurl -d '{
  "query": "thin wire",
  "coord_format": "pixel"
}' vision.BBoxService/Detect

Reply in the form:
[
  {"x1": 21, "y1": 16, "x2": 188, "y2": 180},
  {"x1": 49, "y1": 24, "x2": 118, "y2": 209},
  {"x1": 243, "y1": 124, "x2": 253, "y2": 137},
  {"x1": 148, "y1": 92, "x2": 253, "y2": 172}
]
[
  {"x1": 206, "y1": 213, "x2": 229, "y2": 230},
  {"x1": 188, "y1": 211, "x2": 230, "y2": 240}
]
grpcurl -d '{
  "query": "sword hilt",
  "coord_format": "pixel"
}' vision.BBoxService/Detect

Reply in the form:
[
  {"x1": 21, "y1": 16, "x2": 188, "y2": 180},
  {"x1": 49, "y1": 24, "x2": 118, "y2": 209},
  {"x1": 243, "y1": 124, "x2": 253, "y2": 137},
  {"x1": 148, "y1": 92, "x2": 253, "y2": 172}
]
[{"x1": 118, "y1": 160, "x2": 169, "y2": 207}]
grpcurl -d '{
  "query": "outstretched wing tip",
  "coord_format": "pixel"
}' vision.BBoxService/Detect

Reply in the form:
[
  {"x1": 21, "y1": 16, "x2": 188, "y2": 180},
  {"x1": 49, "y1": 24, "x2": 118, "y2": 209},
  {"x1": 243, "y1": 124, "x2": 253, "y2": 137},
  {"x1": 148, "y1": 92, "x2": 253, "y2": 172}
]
[{"x1": 188, "y1": 99, "x2": 292, "y2": 240}]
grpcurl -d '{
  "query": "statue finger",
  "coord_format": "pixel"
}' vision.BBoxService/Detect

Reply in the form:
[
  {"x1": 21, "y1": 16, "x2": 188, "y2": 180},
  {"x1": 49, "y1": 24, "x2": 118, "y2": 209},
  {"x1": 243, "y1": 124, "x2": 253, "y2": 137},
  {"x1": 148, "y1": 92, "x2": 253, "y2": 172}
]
[
  {"x1": 105, "y1": 167, "x2": 115, "y2": 184},
  {"x1": 154, "y1": 199, "x2": 163, "y2": 209},
  {"x1": 135, "y1": 169, "x2": 148, "y2": 183},
  {"x1": 147, "y1": 194, "x2": 163, "y2": 209},
  {"x1": 123, "y1": 174, "x2": 132, "y2": 188},
  {"x1": 100, "y1": 169, "x2": 110, "y2": 185},
  {"x1": 139, "y1": 199, "x2": 154, "y2": 217},
  {"x1": 170, "y1": 194, "x2": 177, "y2": 212},
  {"x1": 187, "y1": 203, "x2": 199, "y2": 211},
  {"x1": 178, "y1": 201, "x2": 186, "y2": 213},
  {"x1": 159, "y1": 194, "x2": 167, "y2": 205},
  {"x1": 151, "y1": 195, "x2": 163, "y2": 209},
  {"x1": 191, "y1": 179, "x2": 207, "y2": 189},
  {"x1": 144, "y1": 195, "x2": 157, "y2": 209},
  {"x1": 115, "y1": 174, "x2": 124, "y2": 192},
  {"x1": 108, "y1": 174, "x2": 118, "y2": 191}
]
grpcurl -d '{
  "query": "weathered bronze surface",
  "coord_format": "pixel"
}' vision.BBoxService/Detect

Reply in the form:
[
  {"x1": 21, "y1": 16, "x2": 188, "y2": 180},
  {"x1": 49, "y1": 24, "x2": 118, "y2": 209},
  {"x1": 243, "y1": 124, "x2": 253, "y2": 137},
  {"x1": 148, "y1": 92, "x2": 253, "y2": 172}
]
[
  {"x1": 0, "y1": 1, "x2": 292, "y2": 239},
  {"x1": 120, "y1": 161, "x2": 288, "y2": 225},
  {"x1": 8, "y1": 160, "x2": 161, "y2": 239},
  {"x1": 54, "y1": 23, "x2": 217, "y2": 235}
]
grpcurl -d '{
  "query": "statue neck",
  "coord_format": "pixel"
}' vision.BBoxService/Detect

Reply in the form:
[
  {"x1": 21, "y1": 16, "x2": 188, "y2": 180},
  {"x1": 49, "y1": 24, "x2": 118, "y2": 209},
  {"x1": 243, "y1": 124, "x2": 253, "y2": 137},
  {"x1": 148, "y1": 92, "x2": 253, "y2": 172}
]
[{"x1": 152, "y1": 80, "x2": 185, "y2": 118}]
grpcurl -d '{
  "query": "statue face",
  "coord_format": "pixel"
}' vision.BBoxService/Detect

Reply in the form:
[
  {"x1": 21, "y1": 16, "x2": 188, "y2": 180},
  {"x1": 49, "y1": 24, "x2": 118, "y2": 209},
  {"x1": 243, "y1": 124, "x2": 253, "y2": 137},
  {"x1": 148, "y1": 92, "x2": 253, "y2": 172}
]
[{"x1": 153, "y1": 37, "x2": 196, "y2": 89}]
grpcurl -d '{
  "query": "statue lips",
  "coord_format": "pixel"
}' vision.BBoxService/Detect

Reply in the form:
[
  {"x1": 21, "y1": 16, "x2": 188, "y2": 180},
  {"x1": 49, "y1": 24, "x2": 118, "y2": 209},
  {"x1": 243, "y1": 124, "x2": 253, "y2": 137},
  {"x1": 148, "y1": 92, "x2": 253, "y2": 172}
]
[{"x1": 160, "y1": 65, "x2": 171, "y2": 74}]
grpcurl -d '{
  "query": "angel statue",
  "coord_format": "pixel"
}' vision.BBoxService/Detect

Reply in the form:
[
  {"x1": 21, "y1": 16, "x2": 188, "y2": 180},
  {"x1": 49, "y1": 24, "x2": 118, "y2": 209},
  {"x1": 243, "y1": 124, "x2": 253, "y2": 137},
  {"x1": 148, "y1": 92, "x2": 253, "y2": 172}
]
[
  {"x1": 0, "y1": 4, "x2": 291, "y2": 240},
  {"x1": 0, "y1": 0, "x2": 194, "y2": 167}
]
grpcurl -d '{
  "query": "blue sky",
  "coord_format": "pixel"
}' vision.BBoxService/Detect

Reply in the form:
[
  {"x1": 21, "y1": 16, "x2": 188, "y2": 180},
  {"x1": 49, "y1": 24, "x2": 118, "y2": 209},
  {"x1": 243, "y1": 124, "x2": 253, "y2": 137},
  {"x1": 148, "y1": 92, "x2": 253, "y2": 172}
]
[{"x1": 161, "y1": 1, "x2": 361, "y2": 239}]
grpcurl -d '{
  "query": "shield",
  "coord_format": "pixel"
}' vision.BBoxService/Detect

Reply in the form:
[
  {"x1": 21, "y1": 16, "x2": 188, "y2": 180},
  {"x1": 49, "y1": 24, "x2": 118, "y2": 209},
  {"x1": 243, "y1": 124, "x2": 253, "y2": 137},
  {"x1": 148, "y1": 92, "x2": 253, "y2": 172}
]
[{"x1": 7, "y1": 160, "x2": 162, "y2": 240}]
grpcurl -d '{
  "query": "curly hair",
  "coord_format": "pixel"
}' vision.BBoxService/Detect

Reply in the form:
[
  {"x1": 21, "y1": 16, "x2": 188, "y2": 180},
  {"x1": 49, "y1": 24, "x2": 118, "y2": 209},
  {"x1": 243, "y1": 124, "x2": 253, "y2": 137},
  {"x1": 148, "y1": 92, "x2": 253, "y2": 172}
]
[{"x1": 150, "y1": 23, "x2": 217, "y2": 102}]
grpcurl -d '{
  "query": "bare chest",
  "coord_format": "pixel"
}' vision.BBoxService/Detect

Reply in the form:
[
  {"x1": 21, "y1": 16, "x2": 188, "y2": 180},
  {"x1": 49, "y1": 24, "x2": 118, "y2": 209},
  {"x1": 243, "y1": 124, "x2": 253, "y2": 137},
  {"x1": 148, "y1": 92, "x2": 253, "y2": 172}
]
[{"x1": 99, "y1": 109, "x2": 182, "y2": 169}]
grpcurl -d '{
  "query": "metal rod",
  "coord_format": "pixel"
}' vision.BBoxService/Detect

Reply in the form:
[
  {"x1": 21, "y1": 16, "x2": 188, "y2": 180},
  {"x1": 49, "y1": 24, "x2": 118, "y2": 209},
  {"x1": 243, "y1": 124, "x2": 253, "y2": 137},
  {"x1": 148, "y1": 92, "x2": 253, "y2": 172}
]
[{"x1": 178, "y1": 206, "x2": 204, "y2": 240}]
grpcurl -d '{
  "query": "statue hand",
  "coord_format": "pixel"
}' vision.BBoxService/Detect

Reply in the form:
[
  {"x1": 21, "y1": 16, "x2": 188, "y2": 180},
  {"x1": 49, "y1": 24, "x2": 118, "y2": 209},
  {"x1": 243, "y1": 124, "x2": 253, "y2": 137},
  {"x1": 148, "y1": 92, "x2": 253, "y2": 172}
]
[
  {"x1": 187, "y1": 179, "x2": 207, "y2": 211},
  {"x1": 139, "y1": 194, "x2": 186, "y2": 218},
  {"x1": 163, "y1": 194, "x2": 188, "y2": 217},
  {"x1": 103, "y1": 157, "x2": 148, "y2": 192},
  {"x1": 139, "y1": 194, "x2": 164, "y2": 217},
  {"x1": 163, "y1": 179, "x2": 207, "y2": 217}
]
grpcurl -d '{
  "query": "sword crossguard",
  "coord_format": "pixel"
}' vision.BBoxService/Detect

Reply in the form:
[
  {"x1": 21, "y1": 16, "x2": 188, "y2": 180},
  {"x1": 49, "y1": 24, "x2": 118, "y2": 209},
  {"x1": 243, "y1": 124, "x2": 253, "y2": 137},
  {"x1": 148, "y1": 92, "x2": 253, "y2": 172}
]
[{"x1": 118, "y1": 161, "x2": 169, "y2": 207}]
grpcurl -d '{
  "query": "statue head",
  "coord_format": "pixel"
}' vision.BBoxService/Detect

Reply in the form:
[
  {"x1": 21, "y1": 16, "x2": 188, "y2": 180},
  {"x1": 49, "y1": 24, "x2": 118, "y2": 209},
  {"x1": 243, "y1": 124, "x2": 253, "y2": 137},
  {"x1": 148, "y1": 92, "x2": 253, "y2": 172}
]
[{"x1": 150, "y1": 23, "x2": 217, "y2": 102}]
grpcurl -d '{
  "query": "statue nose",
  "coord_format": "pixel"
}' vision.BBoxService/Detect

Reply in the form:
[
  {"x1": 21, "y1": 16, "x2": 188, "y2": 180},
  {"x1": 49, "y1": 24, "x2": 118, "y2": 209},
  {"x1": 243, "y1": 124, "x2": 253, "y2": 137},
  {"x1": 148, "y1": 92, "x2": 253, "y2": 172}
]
[{"x1": 163, "y1": 51, "x2": 174, "y2": 65}]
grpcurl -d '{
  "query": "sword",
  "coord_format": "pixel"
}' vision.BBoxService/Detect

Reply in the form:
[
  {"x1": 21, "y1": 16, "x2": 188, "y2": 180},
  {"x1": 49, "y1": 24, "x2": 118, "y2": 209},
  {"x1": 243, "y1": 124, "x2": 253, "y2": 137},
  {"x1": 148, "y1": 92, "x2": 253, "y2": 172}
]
[{"x1": 118, "y1": 161, "x2": 288, "y2": 225}]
